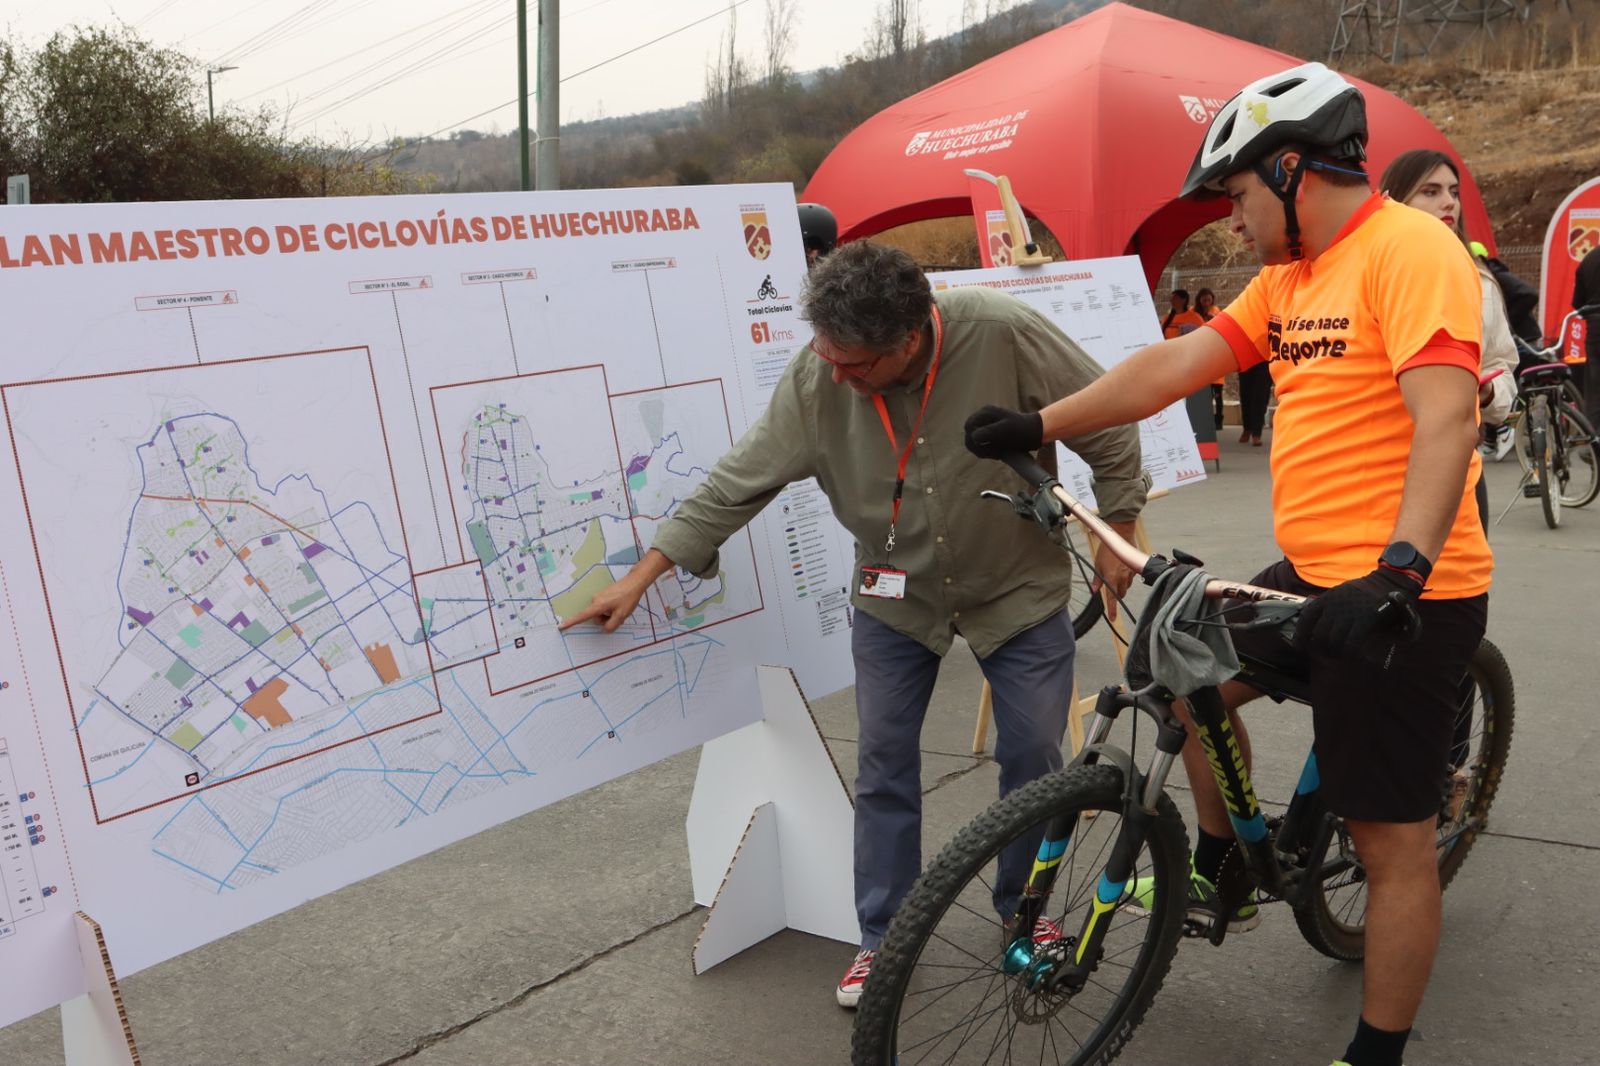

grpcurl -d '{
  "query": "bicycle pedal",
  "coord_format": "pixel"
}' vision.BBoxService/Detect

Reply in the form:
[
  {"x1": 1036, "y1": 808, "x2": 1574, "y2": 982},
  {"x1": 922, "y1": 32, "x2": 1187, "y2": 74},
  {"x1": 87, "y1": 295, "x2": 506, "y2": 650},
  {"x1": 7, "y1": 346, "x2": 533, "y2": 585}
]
[{"x1": 1522, "y1": 484, "x2": 1541, "y2": 498}]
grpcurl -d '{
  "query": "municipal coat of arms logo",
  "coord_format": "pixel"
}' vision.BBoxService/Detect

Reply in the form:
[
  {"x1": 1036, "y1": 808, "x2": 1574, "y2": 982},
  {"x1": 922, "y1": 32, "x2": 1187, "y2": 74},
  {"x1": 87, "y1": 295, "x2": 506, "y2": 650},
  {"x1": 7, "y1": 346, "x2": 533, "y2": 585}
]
[{"x1": 741, "y1": 208, "x2": 772, "y2": 260}]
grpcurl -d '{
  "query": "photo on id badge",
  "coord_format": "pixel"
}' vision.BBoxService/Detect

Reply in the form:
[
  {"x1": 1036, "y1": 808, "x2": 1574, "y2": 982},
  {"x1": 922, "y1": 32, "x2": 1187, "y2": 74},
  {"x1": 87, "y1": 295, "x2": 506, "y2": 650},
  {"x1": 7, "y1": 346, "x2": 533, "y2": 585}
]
[{"x1": 860, "y1": 565, "x2": 906, "y2": 599}]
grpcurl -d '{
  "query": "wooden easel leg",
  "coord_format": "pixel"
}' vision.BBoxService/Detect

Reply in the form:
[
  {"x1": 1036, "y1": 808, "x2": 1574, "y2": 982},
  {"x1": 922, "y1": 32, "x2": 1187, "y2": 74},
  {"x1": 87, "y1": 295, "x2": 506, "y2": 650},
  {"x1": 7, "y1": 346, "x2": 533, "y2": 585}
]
[
  {"x1": 973, "y1": 681, "x2": 993, "y2": 754},
  {"x1": 972, "y1": 506, "x2": 1163, "y2": 765}
]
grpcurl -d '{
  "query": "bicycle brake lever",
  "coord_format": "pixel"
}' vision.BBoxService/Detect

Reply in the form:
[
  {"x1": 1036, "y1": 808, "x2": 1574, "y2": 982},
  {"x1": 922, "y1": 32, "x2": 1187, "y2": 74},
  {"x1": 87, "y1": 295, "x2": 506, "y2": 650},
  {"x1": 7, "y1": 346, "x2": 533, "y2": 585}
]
[{"x1": 979, "y1": 488, "x2": 1064, "y2": 530}]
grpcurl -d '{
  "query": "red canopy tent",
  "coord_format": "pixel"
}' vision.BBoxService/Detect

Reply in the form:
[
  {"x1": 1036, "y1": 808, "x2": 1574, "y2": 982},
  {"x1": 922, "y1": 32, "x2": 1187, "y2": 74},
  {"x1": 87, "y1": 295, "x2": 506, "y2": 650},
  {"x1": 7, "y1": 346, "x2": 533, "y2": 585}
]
[{"x1": 802, "y1": 2, "x2": 1493, "y2": 288}]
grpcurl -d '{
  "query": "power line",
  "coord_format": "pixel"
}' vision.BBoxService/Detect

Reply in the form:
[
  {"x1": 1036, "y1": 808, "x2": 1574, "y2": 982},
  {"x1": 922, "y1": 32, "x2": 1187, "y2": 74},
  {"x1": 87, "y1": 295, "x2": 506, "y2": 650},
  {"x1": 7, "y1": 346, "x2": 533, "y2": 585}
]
[
  {"x1": 292, "y1": 12, "x2": 516, "y2": 129},
  {"x1": 368, "y1": 0, "x2": 751, "y2": 150},
  {"x1": 282, "y1": 3, "x2": 505, "y2": 110},
  {"x1": 239, "y1": 0, "x2": 499, "y2": 101},
  {"x1": 180, "y1": 0, "x2": 284, "y2": 48},
  {"x1": 214, "y1": 0, "x2": 341, "y2": 66},
  {"x1": 134, "y1": 0, "x2": 190, "y2": 29},
  {"x1": 559, "y1": 0, "x2": 751, "y2": 84}
]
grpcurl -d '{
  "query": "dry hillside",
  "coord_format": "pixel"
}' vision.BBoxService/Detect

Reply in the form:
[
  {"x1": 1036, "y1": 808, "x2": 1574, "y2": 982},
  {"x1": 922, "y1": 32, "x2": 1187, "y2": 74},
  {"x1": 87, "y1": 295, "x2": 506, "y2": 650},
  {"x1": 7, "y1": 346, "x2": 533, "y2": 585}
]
[{"x1": 1367, "y1": 61, "x2": 1600, "y2": 249}]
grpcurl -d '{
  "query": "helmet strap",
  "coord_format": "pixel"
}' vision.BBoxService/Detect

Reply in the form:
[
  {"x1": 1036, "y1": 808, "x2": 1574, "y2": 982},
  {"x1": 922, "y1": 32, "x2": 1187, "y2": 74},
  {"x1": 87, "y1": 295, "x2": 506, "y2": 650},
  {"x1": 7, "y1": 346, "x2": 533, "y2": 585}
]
[{"x1": 1254, "y1": 156, "x2": 1309, "y2": 261}]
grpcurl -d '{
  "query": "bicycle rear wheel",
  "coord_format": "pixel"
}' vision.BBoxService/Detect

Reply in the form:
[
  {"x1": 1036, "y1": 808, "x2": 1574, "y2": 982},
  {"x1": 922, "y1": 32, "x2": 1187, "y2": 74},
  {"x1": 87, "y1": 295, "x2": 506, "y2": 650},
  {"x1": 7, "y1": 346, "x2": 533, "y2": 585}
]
[
  {"x1": 1292, "y1": 638, "x2": 1515, "y2": 961},
  {"x1": 852, "y1": 765, "x2": 1188, "y2": 1066},
  {"x1": 1532, "y1": 400, "x2": 1561, "y2": 528},
  {"x1": 1553, "y1": 403, "x2": 1600, "y2": 508}
]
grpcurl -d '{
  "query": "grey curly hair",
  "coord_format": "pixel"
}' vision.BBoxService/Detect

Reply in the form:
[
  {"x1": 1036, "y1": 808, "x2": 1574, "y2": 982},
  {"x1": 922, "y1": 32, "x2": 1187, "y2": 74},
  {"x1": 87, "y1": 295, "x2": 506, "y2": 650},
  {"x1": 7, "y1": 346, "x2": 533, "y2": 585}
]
[{"x1": 799, "y1": 240, "x2": 931, "y2": 353}]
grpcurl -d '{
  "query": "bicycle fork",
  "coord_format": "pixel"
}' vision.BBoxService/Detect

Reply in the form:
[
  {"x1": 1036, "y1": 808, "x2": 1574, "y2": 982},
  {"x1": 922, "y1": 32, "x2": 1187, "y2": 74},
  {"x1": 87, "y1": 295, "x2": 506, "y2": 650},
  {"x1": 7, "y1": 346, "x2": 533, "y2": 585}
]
[{"x1": 1002, "y1": 686, "x2": 1189, "y2": 994}]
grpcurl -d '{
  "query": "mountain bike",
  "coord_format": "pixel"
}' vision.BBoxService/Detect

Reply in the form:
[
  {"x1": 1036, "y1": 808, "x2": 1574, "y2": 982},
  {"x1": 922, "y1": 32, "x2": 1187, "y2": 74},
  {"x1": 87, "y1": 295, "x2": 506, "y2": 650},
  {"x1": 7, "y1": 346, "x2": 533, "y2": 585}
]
[
  {"x1": 852, "y1": 453, "x2": 1515, "y2": 1066},
  {"x1": 1501, "y1": 304, "x2": 1600, "y2": 528}
]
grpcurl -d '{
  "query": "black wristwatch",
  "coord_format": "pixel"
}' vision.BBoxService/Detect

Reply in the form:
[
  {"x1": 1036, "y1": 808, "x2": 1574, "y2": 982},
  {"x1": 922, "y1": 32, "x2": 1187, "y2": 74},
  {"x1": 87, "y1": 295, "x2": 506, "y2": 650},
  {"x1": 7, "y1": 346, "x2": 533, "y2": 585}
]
[{"x1": 1378, "y1": 541, "x2": 1432, "y2": 584}]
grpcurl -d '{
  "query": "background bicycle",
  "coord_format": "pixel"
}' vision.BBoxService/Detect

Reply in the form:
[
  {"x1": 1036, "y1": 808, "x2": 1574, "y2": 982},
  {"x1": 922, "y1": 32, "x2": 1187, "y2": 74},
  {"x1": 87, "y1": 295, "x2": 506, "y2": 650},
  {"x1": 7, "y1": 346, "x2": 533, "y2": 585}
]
[{"x1": 1497, "y1": 303, "x2": 1600, "y2": 528}]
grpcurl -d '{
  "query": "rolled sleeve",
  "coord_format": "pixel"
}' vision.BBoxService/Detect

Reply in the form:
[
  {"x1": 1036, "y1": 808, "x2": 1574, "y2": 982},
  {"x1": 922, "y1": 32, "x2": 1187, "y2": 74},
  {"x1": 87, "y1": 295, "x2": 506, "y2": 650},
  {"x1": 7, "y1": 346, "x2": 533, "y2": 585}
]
[
  {"x1": 1086, "y1": 470, "x2": 1151, "y2": 524},
  {"x1": 649, "y1": 355, "x2": 819, "y2": 577}
]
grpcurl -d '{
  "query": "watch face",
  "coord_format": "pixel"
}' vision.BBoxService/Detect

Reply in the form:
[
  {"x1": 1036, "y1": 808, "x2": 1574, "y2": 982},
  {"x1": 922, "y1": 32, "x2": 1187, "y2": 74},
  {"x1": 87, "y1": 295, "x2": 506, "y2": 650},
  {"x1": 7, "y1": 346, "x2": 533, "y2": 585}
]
[{"x1": 1382, "y1": 542, "x2": 1427, "y2": 573}]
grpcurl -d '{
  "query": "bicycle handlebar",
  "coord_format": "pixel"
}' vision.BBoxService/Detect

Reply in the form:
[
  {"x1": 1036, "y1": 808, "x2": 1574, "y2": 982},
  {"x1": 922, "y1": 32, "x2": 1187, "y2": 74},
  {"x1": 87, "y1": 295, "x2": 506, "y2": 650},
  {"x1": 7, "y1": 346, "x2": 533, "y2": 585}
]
[{"x1": 997, "y1": 451, "x2": 1307, "y2": 608}]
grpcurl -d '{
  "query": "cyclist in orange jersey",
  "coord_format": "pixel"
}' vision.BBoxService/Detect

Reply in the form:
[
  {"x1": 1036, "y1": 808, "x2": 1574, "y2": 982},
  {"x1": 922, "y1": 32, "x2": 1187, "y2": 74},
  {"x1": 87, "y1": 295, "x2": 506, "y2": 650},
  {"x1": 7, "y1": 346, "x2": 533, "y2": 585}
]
[{"x1": 966, "y1": 63, "x2": 1489, "y2": 1066}]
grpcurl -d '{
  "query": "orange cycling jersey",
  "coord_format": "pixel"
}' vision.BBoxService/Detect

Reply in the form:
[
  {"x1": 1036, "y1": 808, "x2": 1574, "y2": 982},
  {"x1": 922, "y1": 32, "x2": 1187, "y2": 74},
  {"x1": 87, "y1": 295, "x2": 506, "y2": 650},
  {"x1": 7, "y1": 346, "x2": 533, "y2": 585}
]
[
  {"x1": 1162, "y1": 309, "x2": 1206, "y2": 340},
  {"x1": 1210, "y1": 194, "x2": 1493, "y2": 599}
]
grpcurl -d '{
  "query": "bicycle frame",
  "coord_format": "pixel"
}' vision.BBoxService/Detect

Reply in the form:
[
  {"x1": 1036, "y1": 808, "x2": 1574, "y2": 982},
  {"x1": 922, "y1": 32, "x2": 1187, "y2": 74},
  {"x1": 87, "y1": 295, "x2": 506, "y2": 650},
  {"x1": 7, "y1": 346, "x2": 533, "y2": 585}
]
[{"x1": 990, "y1": 454, "x2": 1340, "y2": 991}]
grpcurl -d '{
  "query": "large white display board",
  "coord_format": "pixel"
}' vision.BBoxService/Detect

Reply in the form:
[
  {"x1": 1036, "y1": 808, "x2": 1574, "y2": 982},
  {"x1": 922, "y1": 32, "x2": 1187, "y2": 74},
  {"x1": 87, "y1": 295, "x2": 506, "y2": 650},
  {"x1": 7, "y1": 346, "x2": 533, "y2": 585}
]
[
  {"x1": 0, "y1": 184, "x2": 855, "y2": 1026},
  {"x1": 927, "y1": 258, "x2": 1206, "y2": 501}
]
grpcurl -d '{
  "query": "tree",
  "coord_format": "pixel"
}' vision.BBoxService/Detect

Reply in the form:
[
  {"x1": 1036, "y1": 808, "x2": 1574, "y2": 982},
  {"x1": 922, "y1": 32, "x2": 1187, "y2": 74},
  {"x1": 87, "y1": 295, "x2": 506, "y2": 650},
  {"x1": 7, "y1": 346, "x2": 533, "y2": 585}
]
[
  {"x1": 874, "y1": 0, "x2": 922, "y2": 60},
  {"x1": 763, "y1": 0, "x2": 799, "y2": 86},
  {"x1": 703, "y1": 7, "x2": 749, "y2": 116},
  {"x1": 0, "y1": 25, "x2": 425, "y2": 203}
]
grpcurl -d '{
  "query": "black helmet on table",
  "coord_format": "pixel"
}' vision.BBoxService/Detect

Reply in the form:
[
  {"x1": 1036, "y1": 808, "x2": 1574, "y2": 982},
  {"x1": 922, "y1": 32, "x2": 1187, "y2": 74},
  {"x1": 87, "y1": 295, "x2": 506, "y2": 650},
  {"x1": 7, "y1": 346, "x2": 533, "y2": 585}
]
[
  {"x1": 1180, "y1": 62, "x2": 1369, "y2": 259},
  {"x1": 797, "y1": 202, "x2": 838, "y2": 259}
]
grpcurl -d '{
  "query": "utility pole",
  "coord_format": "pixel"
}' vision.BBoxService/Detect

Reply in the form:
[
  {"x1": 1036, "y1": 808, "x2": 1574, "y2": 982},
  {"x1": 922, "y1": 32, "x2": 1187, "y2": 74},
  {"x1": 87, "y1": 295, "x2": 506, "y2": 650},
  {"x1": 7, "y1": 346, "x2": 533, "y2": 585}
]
[
  {"x1": 207, "y1": 65, "x2": 237, "y2": 123},
  {"x1": 517, "y1": 0, "x2": 531, "y2": 191},
  {"x1": 536, "y1": 0, "x2": 560, "y2": 190}
]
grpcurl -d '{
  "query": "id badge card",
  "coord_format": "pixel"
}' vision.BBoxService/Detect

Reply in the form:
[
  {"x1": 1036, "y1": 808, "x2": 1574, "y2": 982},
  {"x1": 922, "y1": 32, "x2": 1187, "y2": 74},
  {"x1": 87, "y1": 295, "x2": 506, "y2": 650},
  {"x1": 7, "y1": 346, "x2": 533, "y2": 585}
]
[{"x1": 859, "y1": 565, "x2": 907, "y2": 600}]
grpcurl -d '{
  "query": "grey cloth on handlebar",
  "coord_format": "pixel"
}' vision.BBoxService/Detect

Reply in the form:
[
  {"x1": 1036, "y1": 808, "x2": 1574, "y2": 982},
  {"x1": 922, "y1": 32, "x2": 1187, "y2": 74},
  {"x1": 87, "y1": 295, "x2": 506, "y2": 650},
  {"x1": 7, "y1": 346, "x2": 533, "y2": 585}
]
[{"x1": 1125, "y1": 564, "x2": 1238, "y2": 697}]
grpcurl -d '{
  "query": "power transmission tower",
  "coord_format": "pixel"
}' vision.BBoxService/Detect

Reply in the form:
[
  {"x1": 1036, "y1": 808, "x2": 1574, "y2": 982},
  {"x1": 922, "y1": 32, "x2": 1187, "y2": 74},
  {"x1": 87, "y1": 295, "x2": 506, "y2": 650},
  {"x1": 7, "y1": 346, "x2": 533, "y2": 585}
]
[{"x1": 1329, "y1": 0, "x2": 1570, "y2": 64}]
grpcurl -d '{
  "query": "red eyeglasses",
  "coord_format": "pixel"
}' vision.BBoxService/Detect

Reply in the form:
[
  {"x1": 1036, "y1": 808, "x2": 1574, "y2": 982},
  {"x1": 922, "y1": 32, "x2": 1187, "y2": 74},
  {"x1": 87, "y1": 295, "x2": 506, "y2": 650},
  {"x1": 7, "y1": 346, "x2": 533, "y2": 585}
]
[{"x1": 811, "y1": 339, "x2": 888, "y2": 380}]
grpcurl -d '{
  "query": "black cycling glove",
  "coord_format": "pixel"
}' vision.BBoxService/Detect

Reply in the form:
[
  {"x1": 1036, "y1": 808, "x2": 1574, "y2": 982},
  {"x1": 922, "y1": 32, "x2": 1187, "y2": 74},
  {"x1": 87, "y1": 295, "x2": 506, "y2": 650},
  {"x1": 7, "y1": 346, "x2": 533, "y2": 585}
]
[
  {"x1": 1293, "y1": 566, "x2": 1423, "y2": 663},
  {"x1": 964, "y1": 405, "x2": 1043, "y2": 459}
]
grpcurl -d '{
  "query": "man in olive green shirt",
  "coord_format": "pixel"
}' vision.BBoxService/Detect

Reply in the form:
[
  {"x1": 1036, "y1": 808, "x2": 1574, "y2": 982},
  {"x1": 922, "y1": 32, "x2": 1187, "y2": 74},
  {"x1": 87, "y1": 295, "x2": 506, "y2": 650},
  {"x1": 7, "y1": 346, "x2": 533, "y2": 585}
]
[{"x1": 562, "y1": 241, "x2": 1147, "y2": 1006}]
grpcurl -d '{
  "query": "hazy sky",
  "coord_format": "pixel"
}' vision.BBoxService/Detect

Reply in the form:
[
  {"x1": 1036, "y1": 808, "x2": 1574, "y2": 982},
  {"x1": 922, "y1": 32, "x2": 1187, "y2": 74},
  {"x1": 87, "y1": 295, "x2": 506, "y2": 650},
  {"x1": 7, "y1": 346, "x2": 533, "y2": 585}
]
[{"x1": 14, "y1": 0, "x2": 984, "y2": 143}]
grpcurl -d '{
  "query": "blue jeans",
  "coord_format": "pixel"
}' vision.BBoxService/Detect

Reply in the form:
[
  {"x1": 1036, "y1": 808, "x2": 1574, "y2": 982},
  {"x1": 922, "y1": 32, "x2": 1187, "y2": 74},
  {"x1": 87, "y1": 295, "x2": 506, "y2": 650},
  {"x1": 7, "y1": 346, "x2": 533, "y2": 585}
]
[{"x1": 851, "y1": 608, "x2": 1076, "y2": 949}]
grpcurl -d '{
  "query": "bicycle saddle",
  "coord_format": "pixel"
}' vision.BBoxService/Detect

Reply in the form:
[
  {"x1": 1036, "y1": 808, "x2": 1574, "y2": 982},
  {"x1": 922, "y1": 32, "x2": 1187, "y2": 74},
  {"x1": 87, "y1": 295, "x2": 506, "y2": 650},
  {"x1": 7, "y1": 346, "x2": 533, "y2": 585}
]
[{"x1": 1517, "y1": 361, "x2": 1571, "y2": 387}]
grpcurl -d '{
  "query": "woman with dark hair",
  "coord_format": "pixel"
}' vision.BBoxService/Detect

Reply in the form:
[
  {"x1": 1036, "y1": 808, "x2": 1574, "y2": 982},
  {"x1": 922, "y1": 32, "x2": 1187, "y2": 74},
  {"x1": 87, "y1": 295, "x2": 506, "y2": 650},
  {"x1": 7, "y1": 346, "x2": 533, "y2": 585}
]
[
  {"x1": 1161, "y1": 288, "x2": 1205, "y2": 339},
  {"x1": 1379, "y1": 149, "x2": 1518, "y2": 528}
]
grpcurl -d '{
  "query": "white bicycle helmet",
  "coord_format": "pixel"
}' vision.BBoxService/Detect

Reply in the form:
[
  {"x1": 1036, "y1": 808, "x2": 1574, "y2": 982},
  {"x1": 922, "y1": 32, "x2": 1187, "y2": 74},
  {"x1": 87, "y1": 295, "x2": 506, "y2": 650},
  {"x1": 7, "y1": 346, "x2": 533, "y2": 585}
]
[
  {"x1": 1180, "y1": 62, "x2": 1369, "y2": 260},
  {"x1": 1180, "y1": 62, "x2": 1368, "y2": 199}
]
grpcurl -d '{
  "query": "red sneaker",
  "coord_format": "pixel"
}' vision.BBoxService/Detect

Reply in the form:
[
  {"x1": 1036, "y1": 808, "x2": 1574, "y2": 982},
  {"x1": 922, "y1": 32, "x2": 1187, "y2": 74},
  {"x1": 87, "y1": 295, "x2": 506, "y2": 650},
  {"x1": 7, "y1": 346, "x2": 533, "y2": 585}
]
[{"x1": 836, "y1": 949, "x2": 876, "y2": 1008}]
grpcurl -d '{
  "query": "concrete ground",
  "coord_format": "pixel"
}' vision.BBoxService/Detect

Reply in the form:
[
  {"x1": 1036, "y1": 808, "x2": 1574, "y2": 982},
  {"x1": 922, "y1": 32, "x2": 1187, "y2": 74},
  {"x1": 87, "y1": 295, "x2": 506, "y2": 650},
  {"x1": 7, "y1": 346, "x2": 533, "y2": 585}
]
[{"x1": 3, "y1": 436, "x2": 1596, "y2": 1066}]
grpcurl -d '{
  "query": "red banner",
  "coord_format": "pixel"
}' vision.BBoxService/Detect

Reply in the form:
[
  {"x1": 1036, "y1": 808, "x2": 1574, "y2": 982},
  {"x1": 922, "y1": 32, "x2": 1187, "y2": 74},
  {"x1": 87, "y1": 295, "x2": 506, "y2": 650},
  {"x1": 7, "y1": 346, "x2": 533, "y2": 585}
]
[
  {"x1": 1560, "y1": 313, "x2": 1588, "y2": 365},
  {"x1": 965, "y1": 170, "x2": 1013, "y2": 268},
  {"x1": 1540, "y1": 175, "x2": 1600, "y2": 343}
]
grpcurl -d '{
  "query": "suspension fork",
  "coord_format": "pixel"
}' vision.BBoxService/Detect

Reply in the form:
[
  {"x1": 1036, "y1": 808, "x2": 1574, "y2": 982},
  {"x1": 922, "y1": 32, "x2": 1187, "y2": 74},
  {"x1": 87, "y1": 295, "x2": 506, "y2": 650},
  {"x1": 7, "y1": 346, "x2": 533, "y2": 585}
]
[
  {"x1": 1185, "y1": 685, "x2": 1284, "y2": 889},
  {"x1": 1026, "y1": 688, "x2": 1188, "y2": 993},
  {"x1": 1005, "y1": 687, "x2": 1132, "y2": 947}
]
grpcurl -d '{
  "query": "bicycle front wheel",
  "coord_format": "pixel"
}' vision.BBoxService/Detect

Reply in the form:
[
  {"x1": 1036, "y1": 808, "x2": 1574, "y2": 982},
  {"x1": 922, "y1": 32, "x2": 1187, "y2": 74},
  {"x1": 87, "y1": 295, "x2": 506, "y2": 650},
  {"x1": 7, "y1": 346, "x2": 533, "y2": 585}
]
[
  {"x1": 1293, "y1": 637, "x2": 1516, "y2": 960},
  {"x1": 852, "y1": 765, "x2": 1188, "y2": 1066},
  {"x1": 1069, "y1": 578, "x2": 1105, "y2": 640}
]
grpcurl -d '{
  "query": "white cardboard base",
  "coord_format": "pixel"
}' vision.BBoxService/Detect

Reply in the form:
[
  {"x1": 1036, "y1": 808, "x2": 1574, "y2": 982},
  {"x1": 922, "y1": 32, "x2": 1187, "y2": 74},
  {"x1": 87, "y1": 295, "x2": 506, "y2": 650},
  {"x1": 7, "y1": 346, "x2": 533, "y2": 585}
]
[
  {"x1": 61, "y1": 913, "x2": 140, "y2": 1066},
  {"x1": 687, "y1": 665, "x2": 856, "y2": 974},
  {"x1": 690, "y1": 802, "x2": 785, "y2": 971}
]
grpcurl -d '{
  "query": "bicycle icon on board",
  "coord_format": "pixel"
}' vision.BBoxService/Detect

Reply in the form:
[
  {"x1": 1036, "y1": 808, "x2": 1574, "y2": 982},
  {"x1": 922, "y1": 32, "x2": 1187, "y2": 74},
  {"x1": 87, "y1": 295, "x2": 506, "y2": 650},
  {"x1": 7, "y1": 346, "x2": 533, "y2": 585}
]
[{"x1": 756, "y1": 275, "x2": 778, "y2": 300}]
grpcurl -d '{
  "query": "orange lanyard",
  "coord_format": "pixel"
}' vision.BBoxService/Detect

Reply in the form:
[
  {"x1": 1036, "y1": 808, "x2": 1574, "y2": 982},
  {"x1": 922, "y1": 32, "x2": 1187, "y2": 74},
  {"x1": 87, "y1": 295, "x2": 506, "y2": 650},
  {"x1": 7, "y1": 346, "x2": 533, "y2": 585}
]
[{"x1": 872, "y1": 306, "x2": 944, "y2": 555}]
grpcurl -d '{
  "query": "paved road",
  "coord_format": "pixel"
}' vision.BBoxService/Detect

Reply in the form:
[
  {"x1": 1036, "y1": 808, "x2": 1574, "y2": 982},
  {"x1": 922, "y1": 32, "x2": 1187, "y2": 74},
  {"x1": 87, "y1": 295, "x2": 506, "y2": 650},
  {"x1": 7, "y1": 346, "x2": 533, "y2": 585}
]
[{"x1": 2, "y1": 436, "x2": 1596, "y2": 1065}]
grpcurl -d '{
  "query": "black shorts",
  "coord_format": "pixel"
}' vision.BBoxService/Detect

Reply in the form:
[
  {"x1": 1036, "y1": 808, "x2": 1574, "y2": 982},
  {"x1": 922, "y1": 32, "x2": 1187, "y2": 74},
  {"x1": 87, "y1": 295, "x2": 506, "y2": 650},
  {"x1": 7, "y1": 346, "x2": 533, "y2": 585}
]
[{"x1": 1230, "y1": 560, "x2": 1487, "y2": 823}]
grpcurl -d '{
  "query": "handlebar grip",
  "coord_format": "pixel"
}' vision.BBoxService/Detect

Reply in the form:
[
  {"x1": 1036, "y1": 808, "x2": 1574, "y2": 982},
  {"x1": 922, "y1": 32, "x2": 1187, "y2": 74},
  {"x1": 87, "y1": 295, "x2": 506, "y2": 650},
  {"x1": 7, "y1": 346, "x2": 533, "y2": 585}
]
[{"x1": 1000, "y1": 451, "x2": 1055, "y2": 489}]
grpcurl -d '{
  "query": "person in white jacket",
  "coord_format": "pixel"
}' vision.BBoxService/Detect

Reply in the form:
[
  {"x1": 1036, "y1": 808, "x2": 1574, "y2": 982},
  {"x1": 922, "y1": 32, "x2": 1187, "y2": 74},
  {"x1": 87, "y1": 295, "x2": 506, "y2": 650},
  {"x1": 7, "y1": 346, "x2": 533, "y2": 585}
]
[{"x1": 1380, "y1": 149, "x2": 1518, "y2": 528}]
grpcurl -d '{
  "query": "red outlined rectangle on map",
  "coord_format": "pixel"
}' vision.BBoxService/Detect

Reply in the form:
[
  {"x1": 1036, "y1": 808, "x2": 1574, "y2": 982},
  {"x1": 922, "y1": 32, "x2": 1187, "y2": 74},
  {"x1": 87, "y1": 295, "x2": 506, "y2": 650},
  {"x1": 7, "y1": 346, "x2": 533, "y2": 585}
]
[
  {"x1": 426, "y1": 368, "x2": 763, "y2": 697},
  {"x1": 0, "y1": 347, "x2": 442, "y2": 824}
]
